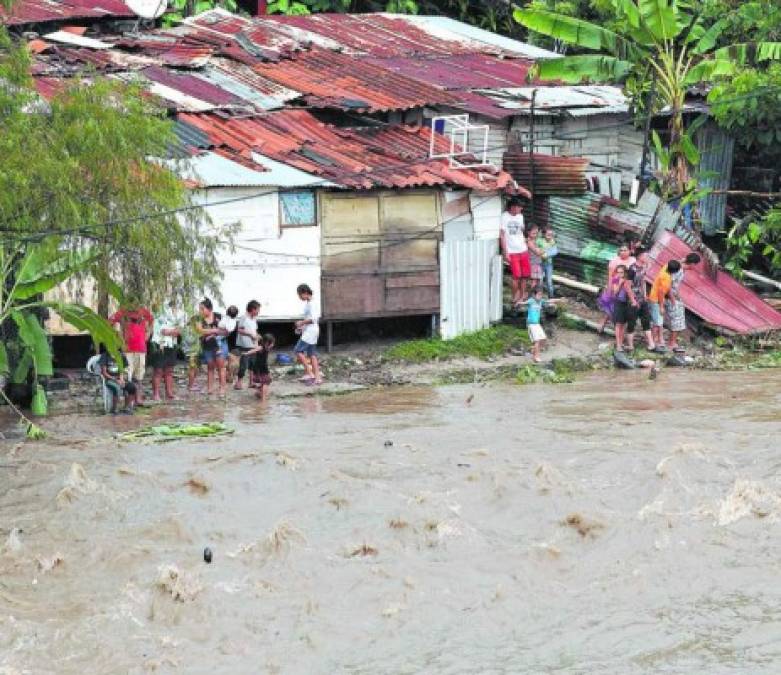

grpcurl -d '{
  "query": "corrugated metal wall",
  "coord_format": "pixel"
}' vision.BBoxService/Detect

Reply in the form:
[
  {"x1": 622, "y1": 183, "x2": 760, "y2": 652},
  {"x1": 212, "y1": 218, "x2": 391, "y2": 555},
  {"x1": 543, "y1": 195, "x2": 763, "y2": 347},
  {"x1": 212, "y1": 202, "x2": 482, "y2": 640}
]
[
  {"x1": 696, "y1": 122, "x2": 735, "y2": 235},
  {"x1": 439, "y1": 239, "x2": 502, "y2": 339}
]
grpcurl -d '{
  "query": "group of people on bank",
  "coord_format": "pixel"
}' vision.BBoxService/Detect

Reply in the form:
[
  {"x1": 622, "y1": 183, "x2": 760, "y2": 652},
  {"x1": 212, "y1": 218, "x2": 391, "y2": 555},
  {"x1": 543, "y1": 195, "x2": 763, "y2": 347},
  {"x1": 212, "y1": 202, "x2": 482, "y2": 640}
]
[
  {"x1": 97, "y1": 284, "x2": 321, "y2": 414},
  {"x1": 500, "y1": 199, "x2": 702, "y2": 359}
]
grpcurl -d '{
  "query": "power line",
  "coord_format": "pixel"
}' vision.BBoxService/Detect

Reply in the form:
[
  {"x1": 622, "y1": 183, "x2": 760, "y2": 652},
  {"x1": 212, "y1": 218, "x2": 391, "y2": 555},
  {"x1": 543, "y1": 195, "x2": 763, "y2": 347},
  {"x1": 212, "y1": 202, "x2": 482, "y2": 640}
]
[{"x1": 2, "y1": 82, "x2": 778, "y2": 241}]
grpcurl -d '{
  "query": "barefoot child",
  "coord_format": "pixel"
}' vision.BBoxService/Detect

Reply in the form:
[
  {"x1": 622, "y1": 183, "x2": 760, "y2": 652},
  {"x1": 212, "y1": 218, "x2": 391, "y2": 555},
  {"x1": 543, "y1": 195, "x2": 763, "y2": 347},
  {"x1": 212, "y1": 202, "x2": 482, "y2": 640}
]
[
  {"x1": 245, "y1": 333, "x2": 275, "y2": 401},
  {"x1": 99, "y1": 347, "x2": 137, "y2": 414},
  {"x1": 522, "y1": 285, "x2": 562, "y2": 363},
  {"x1": 294, "y1": 284, "x2": 322, "y2": 385}
]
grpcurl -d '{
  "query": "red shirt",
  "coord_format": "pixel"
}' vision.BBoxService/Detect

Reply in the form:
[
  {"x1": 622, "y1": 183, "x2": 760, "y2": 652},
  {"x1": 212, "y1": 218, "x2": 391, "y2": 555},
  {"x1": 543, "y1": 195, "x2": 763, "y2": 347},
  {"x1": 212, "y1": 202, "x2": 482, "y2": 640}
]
[{"x1": 110, "y1": 308, "x2": 153, "y2": 353}]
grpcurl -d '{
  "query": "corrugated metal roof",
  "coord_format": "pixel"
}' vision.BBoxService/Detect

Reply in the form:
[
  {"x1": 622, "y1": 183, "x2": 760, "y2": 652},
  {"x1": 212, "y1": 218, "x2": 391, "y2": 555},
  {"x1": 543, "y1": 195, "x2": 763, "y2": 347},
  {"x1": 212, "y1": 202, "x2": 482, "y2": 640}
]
[
  {"x1": 1, "y1": 0, "x2": 132, "y2": 25},
  {"x1": 253, "y1": 48, "x2": 458, "y2": 112},
  {"x1": 164, "y1": 151, "x2": 281, "y2": 187},
  {"x1": 647, "y1": 231, "x2": 781, "y2": 334},
  {"x1": 366, "y1": 53, "x2": 535, "y2": 91},
  {"x1": 42, "y1": 30, "x2": 111, "y2": 49},
  {"x1": 478, "y1": 85, "x2": 628, "y2": 114},
  {"x1": 193, "y1": 66, "x2": 289, "y2": 110},
  {"x1": 177, "y1": 109, "x2": 515, "y2": 192},
  {"x1": 396, "y1": 15, "x2": 561, "y2": 60},
  {"x1": 503, "y1": 151, "x2": 588, "y2": 195},
  {"x1": 696, "y1": 122, "x2": 734, "y2": 235},
  {"x1": 251, "y1": 152, "x2": 341, "y2": 188},
  {"x1": 142, "y1": 65, "x2": 241, "y2": 107}
]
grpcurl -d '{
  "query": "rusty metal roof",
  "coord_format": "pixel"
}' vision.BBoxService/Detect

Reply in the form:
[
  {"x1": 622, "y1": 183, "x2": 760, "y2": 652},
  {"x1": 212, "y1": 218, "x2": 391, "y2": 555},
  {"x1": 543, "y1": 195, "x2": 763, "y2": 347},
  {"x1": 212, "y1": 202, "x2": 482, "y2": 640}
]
[
  {"x1": 647, "y1": 231, "x2": 781, "y2": 334},
  {"x1": 253, "y1": 48, "x2": 458, "y2": 113},
  {"x1": 178, "y1": 109, "x2": 513, "y2": 192},
  {"x1": 503, "y1": 151, "x2": 589, "y2": 196},
  {"x1": 0, "y1": 0, "x2": 133, "y2": 25}
]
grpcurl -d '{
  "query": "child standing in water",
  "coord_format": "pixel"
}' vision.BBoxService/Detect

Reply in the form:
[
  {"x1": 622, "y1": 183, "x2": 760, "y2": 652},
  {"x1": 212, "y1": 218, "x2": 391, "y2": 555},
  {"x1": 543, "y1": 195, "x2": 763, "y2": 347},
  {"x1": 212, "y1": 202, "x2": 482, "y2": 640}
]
[
  {"x1": 294, "y1": 284, "x2": 322, "y2": 386},
  {"x1": 522, "y1": 285, "x2": 562, "y2": 363},
  {"x1": 246, "y1": 333, "x2": 275, "y2": 402}
]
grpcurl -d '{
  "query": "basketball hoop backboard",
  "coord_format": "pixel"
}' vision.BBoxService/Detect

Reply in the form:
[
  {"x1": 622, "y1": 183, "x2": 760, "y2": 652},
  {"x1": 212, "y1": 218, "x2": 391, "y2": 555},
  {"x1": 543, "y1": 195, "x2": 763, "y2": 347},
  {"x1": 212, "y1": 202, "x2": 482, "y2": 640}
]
[{"x1": 429, "y1": 114, "x2": 491, "y2": 169}]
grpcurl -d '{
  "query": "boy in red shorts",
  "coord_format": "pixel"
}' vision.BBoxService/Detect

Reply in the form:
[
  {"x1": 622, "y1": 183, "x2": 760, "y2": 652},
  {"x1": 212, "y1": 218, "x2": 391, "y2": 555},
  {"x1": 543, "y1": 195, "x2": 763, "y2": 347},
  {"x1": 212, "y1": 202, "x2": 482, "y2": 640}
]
[{"x1": 500, "y1": 199, "x2": 530, "y2": 307}]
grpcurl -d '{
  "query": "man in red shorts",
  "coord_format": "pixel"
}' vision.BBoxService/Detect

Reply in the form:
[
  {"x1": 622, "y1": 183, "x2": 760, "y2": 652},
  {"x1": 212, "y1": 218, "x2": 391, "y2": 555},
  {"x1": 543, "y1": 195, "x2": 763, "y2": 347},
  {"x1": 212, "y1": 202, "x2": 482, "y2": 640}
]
[{"x1": 500, "y1": 199, "x2": 530, "y2": 307}]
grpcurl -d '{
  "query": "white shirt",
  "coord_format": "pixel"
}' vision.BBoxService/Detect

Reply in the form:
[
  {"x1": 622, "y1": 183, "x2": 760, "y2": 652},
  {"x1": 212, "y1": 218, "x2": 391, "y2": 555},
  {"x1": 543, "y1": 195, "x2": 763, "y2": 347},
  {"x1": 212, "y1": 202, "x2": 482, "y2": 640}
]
[
  {"x1": 301, "y1": 300, "x2": 319, "y2": 345},
  {"x1": 235, "y1": 314, "x2": 258, "y2": 349},
  {"x1": 500, "y1": 212, "x2": 527, "y2": 254},
  {"x1": 219, "y1": 316, "x2": 237, "y2": 334}
]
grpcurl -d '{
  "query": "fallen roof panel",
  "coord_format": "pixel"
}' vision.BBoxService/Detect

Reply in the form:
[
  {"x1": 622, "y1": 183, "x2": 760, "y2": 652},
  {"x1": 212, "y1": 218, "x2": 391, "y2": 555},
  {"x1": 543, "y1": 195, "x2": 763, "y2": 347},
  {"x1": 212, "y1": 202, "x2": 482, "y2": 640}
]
[{"x1": 646, "y1": 231, "x2": 781, "y2": 334}]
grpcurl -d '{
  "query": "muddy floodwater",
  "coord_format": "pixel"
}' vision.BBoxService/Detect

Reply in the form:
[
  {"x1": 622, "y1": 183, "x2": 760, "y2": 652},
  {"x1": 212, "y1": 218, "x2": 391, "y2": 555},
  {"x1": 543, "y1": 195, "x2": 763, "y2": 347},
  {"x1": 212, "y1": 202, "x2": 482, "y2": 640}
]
[{"x1": 2, "y1": 370, "x2": 781, "y2": 674}]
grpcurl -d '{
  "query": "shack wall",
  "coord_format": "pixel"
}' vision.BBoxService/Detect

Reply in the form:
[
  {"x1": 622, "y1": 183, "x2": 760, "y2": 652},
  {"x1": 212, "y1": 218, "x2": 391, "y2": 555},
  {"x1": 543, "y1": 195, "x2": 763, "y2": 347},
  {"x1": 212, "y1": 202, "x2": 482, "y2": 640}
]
[
  {"x1": 320, "y1": 189, "x2": 441, "y2": 320},
  {"x1": 196, "y1": 188, "x2": 322, "y2": 320}
]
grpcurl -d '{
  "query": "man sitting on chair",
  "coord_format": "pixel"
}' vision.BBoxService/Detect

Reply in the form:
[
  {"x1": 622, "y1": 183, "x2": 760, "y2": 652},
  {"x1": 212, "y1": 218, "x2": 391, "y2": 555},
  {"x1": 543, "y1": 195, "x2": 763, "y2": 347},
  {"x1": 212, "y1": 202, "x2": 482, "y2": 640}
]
[{"x1": 98, "y1": 346, "x2": 137, "y2": 415}]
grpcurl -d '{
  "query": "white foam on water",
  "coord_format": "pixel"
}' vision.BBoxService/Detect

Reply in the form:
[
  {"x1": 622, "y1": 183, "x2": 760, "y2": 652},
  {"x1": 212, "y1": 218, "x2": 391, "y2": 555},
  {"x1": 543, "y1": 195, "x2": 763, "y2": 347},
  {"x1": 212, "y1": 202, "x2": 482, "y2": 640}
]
[
  {"x1": 155, "y1": 564, "x2": 202, "y2": 602},
  {"x1": 717, "y1": 479, "x2": 781, "y2": 526}
]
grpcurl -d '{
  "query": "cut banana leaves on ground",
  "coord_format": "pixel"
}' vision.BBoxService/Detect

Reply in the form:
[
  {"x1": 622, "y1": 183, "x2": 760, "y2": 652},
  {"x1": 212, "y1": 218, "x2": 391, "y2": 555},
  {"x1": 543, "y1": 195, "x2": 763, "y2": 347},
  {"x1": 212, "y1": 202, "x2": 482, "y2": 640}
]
[{"x1": 117, "y1": 422, "x2": 234, "y2": 442}]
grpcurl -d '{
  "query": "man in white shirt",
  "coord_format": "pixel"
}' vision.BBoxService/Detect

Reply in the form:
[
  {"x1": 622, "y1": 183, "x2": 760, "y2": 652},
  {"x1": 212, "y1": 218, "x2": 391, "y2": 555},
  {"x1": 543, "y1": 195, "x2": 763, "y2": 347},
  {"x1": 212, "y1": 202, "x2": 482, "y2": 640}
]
[
  {"x1": 233, "y1": 299, "x2": 260, "y2": 390},
  {"x1": 499, "y1": 199, "x2": 531, "y2": 306}
]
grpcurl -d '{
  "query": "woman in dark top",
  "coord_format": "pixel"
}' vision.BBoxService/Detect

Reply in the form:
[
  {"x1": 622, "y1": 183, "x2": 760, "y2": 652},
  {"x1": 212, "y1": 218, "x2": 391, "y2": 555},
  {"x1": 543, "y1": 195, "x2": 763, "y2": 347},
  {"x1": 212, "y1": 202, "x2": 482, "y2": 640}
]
[{"x1": 195, "y1": 298, "x2": 228, "y2": 397}]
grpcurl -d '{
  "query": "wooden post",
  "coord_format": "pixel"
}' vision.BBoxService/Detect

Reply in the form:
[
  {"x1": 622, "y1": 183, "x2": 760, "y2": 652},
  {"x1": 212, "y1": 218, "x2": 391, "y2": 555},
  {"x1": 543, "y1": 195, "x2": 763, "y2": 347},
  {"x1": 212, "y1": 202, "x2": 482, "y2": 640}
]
[
  {"x1": 326, "y1": 320, "x2": 333, "y2": 353},
  {"x1": 431, "y1": 313, "x2": 438, "y2": 338},
  {"x1": 529, "y1": 89, "x2": 537, "y2": 224}
]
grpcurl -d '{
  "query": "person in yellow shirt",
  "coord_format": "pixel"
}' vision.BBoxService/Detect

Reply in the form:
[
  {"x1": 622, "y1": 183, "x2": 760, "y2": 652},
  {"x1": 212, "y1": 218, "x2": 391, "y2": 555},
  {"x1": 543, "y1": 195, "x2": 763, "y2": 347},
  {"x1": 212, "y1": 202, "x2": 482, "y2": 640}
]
[{"x1": 647, "y1": 259, "x2": 681, "y2": 351}]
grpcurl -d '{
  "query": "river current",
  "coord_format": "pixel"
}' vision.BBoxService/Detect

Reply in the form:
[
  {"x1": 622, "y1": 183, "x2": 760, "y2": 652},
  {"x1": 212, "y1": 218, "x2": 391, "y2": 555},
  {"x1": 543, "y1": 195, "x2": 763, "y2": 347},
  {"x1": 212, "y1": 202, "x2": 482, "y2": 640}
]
[{"x1": 1, "y1": 370, "x2": 780, "y2": 674}]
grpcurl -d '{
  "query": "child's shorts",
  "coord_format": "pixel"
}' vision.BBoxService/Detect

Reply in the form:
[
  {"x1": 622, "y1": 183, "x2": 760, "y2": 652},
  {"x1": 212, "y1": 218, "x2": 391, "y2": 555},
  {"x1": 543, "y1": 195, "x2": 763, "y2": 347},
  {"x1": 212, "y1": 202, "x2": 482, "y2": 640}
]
[
  {"x1": 187, "y1": 350, "x2": 201, "y2": 369},
  {"x1": 294, "y1": 340, "x2": 318, "y2": 357},
  {"x1": 649, "y1": 302, "x2": 664, "y2": 327},
  {"x1": 528, "y1": 323, "x2": 546, "y2": 343}
]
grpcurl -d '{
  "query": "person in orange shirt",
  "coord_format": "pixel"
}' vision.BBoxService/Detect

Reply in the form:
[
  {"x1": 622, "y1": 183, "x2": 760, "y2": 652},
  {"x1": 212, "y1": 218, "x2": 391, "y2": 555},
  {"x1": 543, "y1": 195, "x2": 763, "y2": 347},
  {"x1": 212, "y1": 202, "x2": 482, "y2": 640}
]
[{"x1": 647, "y1": 259, "x2": 681, "y2": 351}]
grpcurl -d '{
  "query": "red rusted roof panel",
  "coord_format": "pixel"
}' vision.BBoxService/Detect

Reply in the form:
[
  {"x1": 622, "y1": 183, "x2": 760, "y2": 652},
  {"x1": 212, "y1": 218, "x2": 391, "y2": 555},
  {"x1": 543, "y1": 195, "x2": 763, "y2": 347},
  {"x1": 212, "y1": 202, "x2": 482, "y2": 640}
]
[
  {"x1": 503, "y1": 151, "x2": 589, "y2": 196},
  {"x1": 253, "y1": 48, "x2": 458, "y2": 112},
  {"x1": 178, "y1": 109, "x2": 516, "y2": 192},
  {"x1": 647, "y1": 230, "x2": 781, "y2": 334},
  {"x1": 1, "y1": 0, "x2": 132, "y2": 25}
]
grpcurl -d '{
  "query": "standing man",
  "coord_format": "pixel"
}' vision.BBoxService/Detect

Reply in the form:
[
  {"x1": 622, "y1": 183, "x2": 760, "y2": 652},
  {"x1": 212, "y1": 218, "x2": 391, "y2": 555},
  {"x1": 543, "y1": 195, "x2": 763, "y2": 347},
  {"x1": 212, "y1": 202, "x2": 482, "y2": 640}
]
[
  {"x1": 233, "y1": 300, "x2": 260, "y2": 390},
  {"x1": 149, "y1": 301, "x2": 181, "y2": 402},
  {"x1": 666, "y1": 252, "x2": 701, "y2": 352},
  {"x1": 647, "y1": 259, "x2": 680, "y2": 351},
  {"x1": 625, "y1": 248, "x2": 656, "y2": 352},
  {"x1": 110, "y1": 305, "x2": 153, "y2": 405},
  {"x1": 500, "y1": 199, "x2": 530, "y2": 308}
]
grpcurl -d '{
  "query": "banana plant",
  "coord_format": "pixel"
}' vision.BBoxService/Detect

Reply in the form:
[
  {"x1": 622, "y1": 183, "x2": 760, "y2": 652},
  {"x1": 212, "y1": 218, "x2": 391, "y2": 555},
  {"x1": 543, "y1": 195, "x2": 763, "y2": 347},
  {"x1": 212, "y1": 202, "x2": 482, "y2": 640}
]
[
  {"x1": 514, "y1": 0, "x2": 781, "y2": 198},
  {"x1": 0, "y1": 239, "x2": 123, "y2": 436}
]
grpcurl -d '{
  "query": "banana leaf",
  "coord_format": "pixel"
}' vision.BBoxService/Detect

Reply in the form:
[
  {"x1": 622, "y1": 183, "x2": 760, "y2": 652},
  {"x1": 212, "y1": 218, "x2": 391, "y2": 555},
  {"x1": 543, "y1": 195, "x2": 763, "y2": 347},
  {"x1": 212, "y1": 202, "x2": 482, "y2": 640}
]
[
  {"x1": 13, "y1": 242, "x2": 96, "y2": 301},
  {"x1": 44, "y1": 302, "x2": 123, "y2": 366},
  {"x1": 692, "y1": 18, "x2": 727, "y2": 54},
  {"x1": 638, "y1": 0, "x2": 681, "y2": 41},
  {"x1": 117, "y1": 421, "x2": 233, "y2": 442},
  {"x1": 513, "y1": 8, "x2": 637, "y2": 60},
  {"x1": 11, "y1": 310, "x2": 53, "y2": 377},
  {"x1": 714, "y1": 42, "x2": 781, "y2": 64},
  {"x1": 534, "y1": 54, "x2": 633, "y2": 84},
  {"x1": 12, "y1": 350, "x2": 32, "y2": 385}
]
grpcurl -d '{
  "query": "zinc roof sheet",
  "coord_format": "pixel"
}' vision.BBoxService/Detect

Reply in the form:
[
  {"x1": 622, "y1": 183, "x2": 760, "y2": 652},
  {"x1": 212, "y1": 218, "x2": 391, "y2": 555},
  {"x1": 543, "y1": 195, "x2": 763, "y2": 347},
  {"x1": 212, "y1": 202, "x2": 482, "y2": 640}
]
[
  {"x1": 253, "y1": 48, "x2": 458, "y2": 113},
  {"x1": 0, "y1": 0, "x2": 132, "y2": 25},
  {"x1": 647, "y1": 231, "x2": 781, "y2": 334},
  {"x1": 166, "y1": 151, "x2": 275, "y2": 187},
  {"x1": 177, "y1": 109, "x2": 514, "y2": 192},
  {"x1": 477, "y1": 85, "x2": 628, "y2": 114},
  {"x1": 396, "y1": 15, "x2": 561, "y2": 60}
]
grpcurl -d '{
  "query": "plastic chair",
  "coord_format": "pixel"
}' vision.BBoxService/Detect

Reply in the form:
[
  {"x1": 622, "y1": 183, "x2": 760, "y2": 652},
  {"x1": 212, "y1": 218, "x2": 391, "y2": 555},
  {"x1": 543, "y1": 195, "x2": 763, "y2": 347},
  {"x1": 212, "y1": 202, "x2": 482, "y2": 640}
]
[{"x1": 86, "y1": 355, "x2": 112, "y2": 414}]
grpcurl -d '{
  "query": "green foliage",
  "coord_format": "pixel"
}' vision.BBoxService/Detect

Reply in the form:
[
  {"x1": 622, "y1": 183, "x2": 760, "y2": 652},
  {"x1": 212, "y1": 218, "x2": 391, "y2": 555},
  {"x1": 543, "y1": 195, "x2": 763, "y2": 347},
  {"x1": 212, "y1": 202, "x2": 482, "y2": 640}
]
[
  {"x1": 162, "y1": 0, "x2": 238, "y2": 27},
  {"x1": 1, "y1": 29, "x2": 231, "y2": 310},
  {"x1": 515, "y1": 0, "x2": 781, "y2": 198},
  {"x1": 708, "y1": 64, "x2": 781, "y2": 156},
  {"x1": 385, "y1": 326, "x2": 530, "y2": 362},
  {"x1": 515, "y1": 360, "x2": 576, "y2": 385},
  {"x1": 724, "y1": 208, "x2": 781, "y2": 279}
]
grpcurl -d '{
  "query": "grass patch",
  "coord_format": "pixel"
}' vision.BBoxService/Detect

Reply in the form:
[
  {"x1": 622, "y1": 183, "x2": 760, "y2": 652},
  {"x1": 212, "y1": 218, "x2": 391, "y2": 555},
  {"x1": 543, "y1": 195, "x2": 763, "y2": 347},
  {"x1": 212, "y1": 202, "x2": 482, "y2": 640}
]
[
  {"x1": 386, "y1": 325, "x2": 529, "y2": 363},
  {"x1": 515, "y1": 360, "x2": 577, "y2": 385}
]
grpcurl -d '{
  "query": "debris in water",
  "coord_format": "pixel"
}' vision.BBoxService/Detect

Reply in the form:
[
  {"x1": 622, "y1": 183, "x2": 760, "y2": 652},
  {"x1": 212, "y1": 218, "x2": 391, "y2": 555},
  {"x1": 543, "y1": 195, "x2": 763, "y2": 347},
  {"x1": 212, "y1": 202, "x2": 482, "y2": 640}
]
[
  {"x1": 203, "y1": 547, "x2": 213, "y2": 564},
  {"x1": 156, "y1": 564, "x2": 202, "y2": 602},
  {"x1": 185, "y1": 477, "x2": 210, "y2": 496},
  {"x1": 649, "y1": 365, "x2": 660, "y2": 380},
  {"x1": 465, "y1": 394, "x2": 474, "y2": 405},
  {"x1": 327, "y1": 497, "x2": 348, "y2": 511},
  {"x1": 384, "y1": 440, "x2": 394, "y2": 447},
  {"x1": 534, "y1": 462, "x2": 568, "y2": 495},
  {"x1": 275, "y1": 452, "x2": 298, "y2": 470},
  {"x1": 717, "y1": 479, "x2": 781, "y2": 525},
  {"x1": 562, "y1": 513, "x2": 604, "y2": 538},
  {"x1": 388, "y1": 518, "x2": 409, "y2": 530},
  {"x1": 531, "y1": 542, "x2": 561, "y2": 560},
  {"x1": 349, "y1": 544, "x2": 378, "y2": 558},
  {"x1": 3, "y1": 528, "x2": 23, "y2": 555},
  {"x1": 456, "y1": 463, "x2": 471, "y2": 468},
  {"x1": 36, "y1": 553, "x2": 64, "y2": 572},
  {"x1": 381, "y1": 602, "x2": 405, "y2": 617},
  {"x1": 118, "y1": 422, "x2": 233, "y2": 442}
]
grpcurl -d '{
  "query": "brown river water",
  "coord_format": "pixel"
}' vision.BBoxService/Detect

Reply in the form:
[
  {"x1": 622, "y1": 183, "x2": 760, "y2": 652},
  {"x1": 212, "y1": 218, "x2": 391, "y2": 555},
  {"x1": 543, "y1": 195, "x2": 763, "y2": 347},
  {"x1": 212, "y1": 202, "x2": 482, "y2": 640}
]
[{"x1": 1, "y1": 370, "x2": 781, "y2": 674}]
